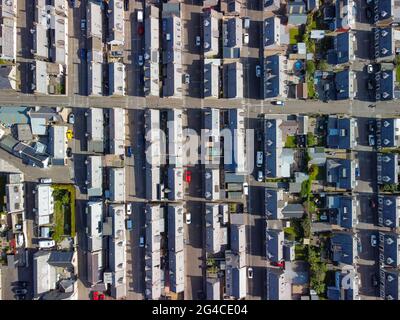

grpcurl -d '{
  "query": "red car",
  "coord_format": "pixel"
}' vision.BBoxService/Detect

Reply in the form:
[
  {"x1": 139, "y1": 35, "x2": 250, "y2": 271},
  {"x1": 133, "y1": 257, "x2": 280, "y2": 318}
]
[
  {"x1": 138, "y1": 24, "x2": 144, "y2": 36},
  {"x1": 184, "y1": 170, "x2": 192, "y2": 183},
  {"x1": 271, "y1": 260, "x2": 285, "y2": 269},
  {"x1": 92, "y1": 291, "x2": 105, "y2": 300}
]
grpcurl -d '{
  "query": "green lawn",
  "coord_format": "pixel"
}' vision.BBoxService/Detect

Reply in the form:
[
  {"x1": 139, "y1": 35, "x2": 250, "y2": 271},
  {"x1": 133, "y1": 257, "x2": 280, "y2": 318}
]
[
  {"x1": 285, "y1": 135, "x2": 297, "y2": 148},
  {"x1": 289, "y1": 28, "x2": 300, "y2": 45},
  {"x1": 295, "y1": 244, "x2": 307, "y2": 260},
  {"x1": 52, "y1": 185, "x2": 76, "y2": 242}
]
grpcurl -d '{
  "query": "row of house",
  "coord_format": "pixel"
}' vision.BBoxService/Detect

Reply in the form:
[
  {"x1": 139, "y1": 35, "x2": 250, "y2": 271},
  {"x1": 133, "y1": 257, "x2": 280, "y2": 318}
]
[{"x1": 87, "y1": 0, "x2": 126, "y2": 96}]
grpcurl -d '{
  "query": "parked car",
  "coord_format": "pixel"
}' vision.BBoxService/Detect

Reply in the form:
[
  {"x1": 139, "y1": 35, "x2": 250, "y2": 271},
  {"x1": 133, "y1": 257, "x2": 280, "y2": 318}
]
[
  {"x1": 243, "y1": 17, "x2": 250, "y2": 29},
  {"x1": 257, "y1": 170, "x2": 263, "y2": 182},
  {"x1": 184, "y1": 170, "x2": 192, "y2": 183},
  {"x1": 368, "y1": 134, "x2": 375, "y2": 146},
  {"x1": 367, "y1": 64, "x2": 374, "y2": 73},
  {"x1": 92, "y1": 291, "x2": 105, "y2": 300},
  {"x1": 80, "y1": 48, "x2": 86, "y2": 61},
  {"x1": 247, "y1": 267, "x2": 253, "y2": 279},
  {"x1": 369, "y1": 198, "x2": 376, "y2": 208},
  {"x1": 355, "y1": 167, "x2": 360, "y2": 177},
  {"x1": 66, "y1": 129, "x2": 74, "y2": 140},
  {"x1": 14, "y1": 288, "x2": 27, "y2": 295},
  {"x1": 39, "y1": 240, "x2": 56, "y2": 249},
  {"x1": 40, "y1": 178, "x2": 52, "y2": 184},
  {"x1": 126, "y1": 203, "x2": 132, "y2": 215},
  {"x1": 80, "y1": 19, "x2": 86, "y2": 31},
  {"x1": 126, "y1": 219, "x2": 133, "y2": 231},
  {"x1": 137, "y1": 55, "x2": 144, "y2": 66},
  {"x1": 371, "y1": 234, "x2": 377, "y2": 247},
  {"x1": 195, "y1": 36, "x2": 201, "y2": 47},
  {"x1": 124, "y1": 0, "x2": 129, "y2": 11},
  {"x1": 272, "y1": 100, "x2": 285, "y2": 106},
  {"x1": 185, "y1": 212, "x2": 192, "y2": 225},
  {"x1": 137, "y1": 24, "x2": 144, "y2": 35},
  {"x1": 255, "y1": 65, "x2": 261, "y2": 77},
  {"x1": 15, "y1": 294, "x2": 26, "y2": 300},
  {"x1": 68, "y1": 113, "x2": 75, "y2": 124},
  {"x1": 137, "y1": 10, "x2": 143, "y2": 22},
  {"x1": 243, "y1": 33, "x2": 249, "y2": 44},
  {"x1": 256, "y1": 151, "x2": 263, "y2": 167},
  {"x1": 368, "y1": 120, "x2": 375, "y2": 132},
  {"x1": 243, "y1": 182, "x2": 249, "y2": 196},
  {"x1": 184, "y1": 73, "x2": 190, "y2": 84},
  {"x1": 139, "y1": 236, "x2": 145, "y2": 247},
  {"x1": 66, "y1": 147, "x2": 72, "y2": 158},
  {"x1": 126, "y1": 146, "x2": 133, "y2": 157}
]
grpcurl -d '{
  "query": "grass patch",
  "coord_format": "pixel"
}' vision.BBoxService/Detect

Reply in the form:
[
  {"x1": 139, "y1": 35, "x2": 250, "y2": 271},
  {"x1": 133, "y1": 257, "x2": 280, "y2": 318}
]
[
  {"x1": 307, "y1": 75, "x2": 316, "y2": 99},
  {"x1": 52, "y1": 184, "x2": 76, "y2": 242},
  {"x1": 289, "y1": 27, "x2": 301, "y2": 45},
  {"x1": 307, "y1": 246, "x2": 328, "y2": 296},
  {"x1": 307, "y1": 132, "x2": 317, "y2": 147},
  {"x1": 295, "y1": 244, "x2": 307, "y2": 260},
  {"x1": 285, "y1": 135, "x2": 297, "y2": 148},
  {"x1": 396, "y1": 64, "x2": 400, "y2": 83}
]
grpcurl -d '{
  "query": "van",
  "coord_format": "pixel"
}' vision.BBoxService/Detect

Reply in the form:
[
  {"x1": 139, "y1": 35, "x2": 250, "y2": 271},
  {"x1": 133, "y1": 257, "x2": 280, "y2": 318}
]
[
  {"x1": 39, "y1": 240, "x2": 56, "y2": 249},
  {"x1": 137, "y1": 10, "x2": 143, "y2": 23},
  {"x1": 256, "y1": 151, "x2": 263, "y2": 167},
  {"x1": 243, "y1": 17, "x2": 250, "y2": 29}
]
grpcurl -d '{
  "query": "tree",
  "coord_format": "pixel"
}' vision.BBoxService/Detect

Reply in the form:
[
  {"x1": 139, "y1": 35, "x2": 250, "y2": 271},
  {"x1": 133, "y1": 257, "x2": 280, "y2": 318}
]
[{"x1": 302, "y1": 216, "x2": 312, "y2": 239}]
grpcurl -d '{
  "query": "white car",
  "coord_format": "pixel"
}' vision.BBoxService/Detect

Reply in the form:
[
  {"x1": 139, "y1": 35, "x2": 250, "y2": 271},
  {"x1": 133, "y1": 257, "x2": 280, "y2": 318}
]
[
  {"x1": 195, "y1": 36, "x2": 201, "y2": 47},
  {"x1": 255, "y1": 65, "x2": 261, "y2": 78},
  {"x1": 272, "y1": 100, "x2": 285, "y2": 106},
  {"x1": 138, "y1": 55, "x2": 144, "y2": 66},
  {"x1": 40, "y1": 178, "x2": 52, "y2": 184},
  {"x1": 39, "y1": 240, "x2": 56, "y2": 249},
  {"x1": 367, "y1": 64, "x2": 374, "y2": 74},
  {"x1": 243, "y1": 33, "x2": 249, "y2": 44},
  {"x1": 126, "y1": 203, "x2": 132, "y2": 215},
  {"x1": 368, "y1": 134, "x2": 375, "y2": 146},
  {"x1": 184, "y1": 74, "x2": 190, "y2": 84},
  {"x1": 185, "y1": 212, "x2": 192, "y2": 225},
  {"x1": 68, "y1": 113, "x2": 75, "y2": 124},
  {"x1": 371, "y1": 235, "x2": 377, "y2": 247},
  {"x1": 243, "y1": 182, "x2": 249, "y2": 196},
  {"x1": 257, "y1": 171, "x2": 263, "y2": 182},
  {"x1": 247, "y1": 267, "x2": 254, "y2": 279}
]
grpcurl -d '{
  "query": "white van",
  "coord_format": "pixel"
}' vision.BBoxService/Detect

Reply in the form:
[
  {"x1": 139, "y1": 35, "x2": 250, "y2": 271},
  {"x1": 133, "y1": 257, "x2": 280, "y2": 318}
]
[
  {"x1": 39, "y1": 240, "x2": 56, "y2": 249},
  {"x1": 137, "y1": 10, "x2": 143, "y2": 23},
  {"x1": 256, "y1": 151, "x2": 263, "y2": 167}
]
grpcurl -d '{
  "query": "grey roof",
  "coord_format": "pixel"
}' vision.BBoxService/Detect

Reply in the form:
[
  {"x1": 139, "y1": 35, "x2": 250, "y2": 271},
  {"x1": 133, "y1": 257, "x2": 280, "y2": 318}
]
[
  {"x1": 282, "y1": 204, "x2": 304, "y2": 219},
  {"x1": 87, "y1": 251, "x2": 103, "y2": 285},
  {"x1": 267, "y1": 268, "x2": 291, "y2": 300},
  {"x1": 327, "y1": 268, "x2": 359, "y2": 300},
  {"x1": 264, "y1": 118, "x2": 283, "y2": 178},
  {"x1": 230, "y1": 223, "x2": 246, "y2": 254},
  {"x1": 265, "y1": 189, "x2": 285, "y2": 219},
  {"x1": 15, "y1": 124, "x2": 33, "y2": 141},
  {"x1": 263, "y1": 16, "x2": 280, "y2": 47},
  {"x1": 224, "y1": 62, "x2": 243, "y2": 99},
  {"x1": 379, "y1": 232, "x2": 400, "y2": 268},
  {"x1": 0, "y1": 135, "x2": 18, "y2": 153},
  {"x1": 378, "y1": 195, "x2": 400, "y2": 228},
  {"x1": 47, "y1": 251, "x2": 75, "y2": 268},
  {"x1": 48, "y1": 125, "x2": 67, "y2": 165},
  {"x1": 377, "y1": 152, "x2": 398, "y2": 185},
  {"x1": 373, "y1": 27, "x2": 394, "y2": 60},
  {"x1": 167, "y1": 205, "x2": 184, "y2": 253},
  {"x1": 330, "y1": 232, "x2": 357, "y2": 265},
  {"x1": 327, "y1": 195, "x2": 357, "y2": 229},
  {"x1": 381, "y1": 269, "x2": 400, "y2": 300},
  {"x1": 266, "y1": 228, "x2": 284, "y2": 263},
  {"x1": 169, "y1": 250, "x2": 184, "y2": 293},
  {"x1": 262, "y1": 55, "x2": 285, "y2": 99},
  {"x1": 376, "y1": 118, "x2": 400, "y2": 148},
  {"x1": 326, "y1": 158, "x2": 355, "y2": 190},
  {"x1": 327, "y1": 31, "x2": 353, "y2": 65},
  {"x1": 327, "y1": 116, "x2": 356, "y2": 149},
  {"x1": 225, "y1": 109, "x2": 246, "y2": 173},
  {"x1": 13, "y1": 142, "x2": 50, "y2": 168}
]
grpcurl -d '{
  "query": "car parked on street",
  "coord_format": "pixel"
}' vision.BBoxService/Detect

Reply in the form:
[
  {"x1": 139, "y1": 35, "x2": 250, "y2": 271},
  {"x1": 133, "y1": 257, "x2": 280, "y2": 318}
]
[
  {"x1": 243, "y1": 182, "x2": 249, "y2": 196},
  {"x1": 255, "y1": 65, "x2": 261, "y2": 77},
  {"x1": 139, "y1": 236, "x2": 145, "y2": 247},
  {"x1": 80, "y1": 19, "x2": 86, "y2": 31},
  {"x1": 185, "y1": 212, "x2": 191, "y2": 225},
  {"x1": 371, "y1": 234, "x2": 377, "y2": 247},
  {"x1": 247, "y1": 267, "x2": 253, "y2": 279},
  {"x1": 257, "y1": 170, "x2": 263, "y2": 182},
  {"x1": 184, "y1": 170, "x2": 192, "y2": 183}
]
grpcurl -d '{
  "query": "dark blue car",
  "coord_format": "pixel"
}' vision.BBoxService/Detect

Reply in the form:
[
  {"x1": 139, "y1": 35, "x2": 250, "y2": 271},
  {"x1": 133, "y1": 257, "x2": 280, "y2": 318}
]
[
  {"x1": 80, "y1": 48, "x2": 86, "y2": 60},
  {"x1": 126, "y1": 146, "x2": 132, "y2": 157}
]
